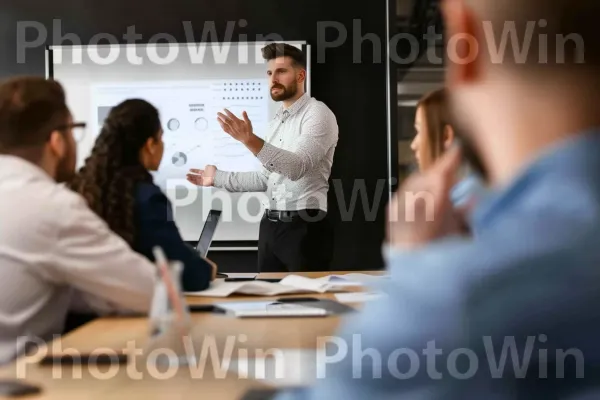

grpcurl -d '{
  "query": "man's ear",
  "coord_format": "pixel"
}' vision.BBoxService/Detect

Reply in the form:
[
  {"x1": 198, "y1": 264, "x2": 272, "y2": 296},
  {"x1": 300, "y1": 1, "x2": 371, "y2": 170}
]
[
  {"x1": 48, "y1": 131, "x2": 66, "y2": 158},
  {"x1": 296, "y1": 68, "x2": 306, "y2": 84},
  {"x1": 442, "y1": 0, "x2": 482, "y2": 87},
  {"x1": 444, "y1": 125, "x2": 455, "y2": 149}
]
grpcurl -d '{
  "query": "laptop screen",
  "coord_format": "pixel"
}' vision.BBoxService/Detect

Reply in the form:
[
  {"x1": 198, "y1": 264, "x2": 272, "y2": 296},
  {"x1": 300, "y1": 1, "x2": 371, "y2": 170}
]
[{"x1": 195, "y1": 210, "x2": 221, "y2": 257}]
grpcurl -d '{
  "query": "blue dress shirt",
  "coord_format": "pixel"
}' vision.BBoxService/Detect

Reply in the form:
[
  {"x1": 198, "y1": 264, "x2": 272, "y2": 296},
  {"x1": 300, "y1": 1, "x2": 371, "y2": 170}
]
[
  {"x1": 450, "y1": 172, "x2": 486, "y2": 209},
  {"x1": 275, "y1": 131, "x2": 600, "y2": 399}
]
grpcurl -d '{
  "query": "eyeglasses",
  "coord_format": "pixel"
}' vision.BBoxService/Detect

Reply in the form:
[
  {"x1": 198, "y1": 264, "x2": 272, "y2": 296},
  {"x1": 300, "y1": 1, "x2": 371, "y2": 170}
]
[{"x1": 54, "y1": 122, "x2": 87, "y2": 142}]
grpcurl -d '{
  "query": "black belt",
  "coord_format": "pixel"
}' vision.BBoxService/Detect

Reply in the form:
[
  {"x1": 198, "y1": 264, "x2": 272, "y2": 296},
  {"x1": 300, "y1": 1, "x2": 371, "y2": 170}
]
[{"x1": 264, "y1": 209, "x2": 325, "y2": 222}]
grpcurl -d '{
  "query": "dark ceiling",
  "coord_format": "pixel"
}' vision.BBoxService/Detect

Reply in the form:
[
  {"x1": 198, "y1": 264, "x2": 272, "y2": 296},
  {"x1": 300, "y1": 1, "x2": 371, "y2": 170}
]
[
  {"x1": 397, "y1": 0, "x2": 442, "y2": 35},
  {"x1": 394, "y1": 0, "x2": 444, "y2": 73}
]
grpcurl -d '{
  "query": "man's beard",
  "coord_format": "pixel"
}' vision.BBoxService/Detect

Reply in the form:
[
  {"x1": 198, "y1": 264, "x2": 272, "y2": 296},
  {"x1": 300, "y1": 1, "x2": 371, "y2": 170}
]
[{"x1": 270, "y1": 83, "x2": 297, "y2": 102}]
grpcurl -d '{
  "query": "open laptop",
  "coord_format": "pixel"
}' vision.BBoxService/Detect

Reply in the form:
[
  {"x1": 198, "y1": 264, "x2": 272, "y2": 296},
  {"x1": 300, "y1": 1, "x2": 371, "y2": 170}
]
[
  {"x1": 194, "y1": 209, "x2": 229, "y2": 279},
  {"x1": 193, "y1": 209, "x2": 259, "y2": 280},
  {"x1": 195, "y1": 209, "x2": 222, "y2": 258}
]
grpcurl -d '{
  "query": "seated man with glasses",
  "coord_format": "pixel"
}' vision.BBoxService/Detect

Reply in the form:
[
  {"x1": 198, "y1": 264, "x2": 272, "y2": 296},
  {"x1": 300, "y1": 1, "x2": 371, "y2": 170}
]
[{"x1": 0, "y1": 76, "x2": 157, "y2": 364}]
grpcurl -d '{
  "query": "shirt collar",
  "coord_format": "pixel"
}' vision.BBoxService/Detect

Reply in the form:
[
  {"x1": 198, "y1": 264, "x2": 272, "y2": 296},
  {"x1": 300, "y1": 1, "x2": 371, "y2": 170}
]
[
  {"x1": 471, "y1": 129, "x2": 600, "y2": 231},
  {"x1": 275, "y1": 93, "x2": 309, "y2": 119},
  {"x1": 0, "y1": 155, "x2": 54, "y2": 182}
]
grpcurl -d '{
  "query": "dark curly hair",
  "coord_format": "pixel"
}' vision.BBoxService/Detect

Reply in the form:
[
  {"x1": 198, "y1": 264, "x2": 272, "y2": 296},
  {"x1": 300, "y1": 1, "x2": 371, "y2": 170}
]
[{"x1": 70, "y1": 99, "x2": 161, "y2": 246}]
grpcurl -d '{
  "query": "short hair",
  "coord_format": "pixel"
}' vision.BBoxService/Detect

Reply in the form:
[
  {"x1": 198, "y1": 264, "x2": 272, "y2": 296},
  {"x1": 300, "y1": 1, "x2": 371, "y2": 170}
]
[
  {"x1": 465, "y1": 0, "x2": 600, "y2": 73},
  {"x1": 0, "y1": 76, "x2": 69, "y2": 153},
  {"x1": 261, "y1": 43, "x2": 306, "y2": 69}
]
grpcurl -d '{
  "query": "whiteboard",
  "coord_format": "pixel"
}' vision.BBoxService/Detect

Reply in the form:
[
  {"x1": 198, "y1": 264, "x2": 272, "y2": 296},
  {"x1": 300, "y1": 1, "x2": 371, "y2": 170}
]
[
  {"x1": 47, "y1": 41, "x2": 310, "y2": 242},
  {"x1": 89, "y1": 79, "x2": 270, "y2": 185}
]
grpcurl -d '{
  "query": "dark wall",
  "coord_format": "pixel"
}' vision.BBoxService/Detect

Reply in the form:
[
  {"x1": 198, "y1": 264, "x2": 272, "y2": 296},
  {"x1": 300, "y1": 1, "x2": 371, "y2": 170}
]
[{"x1": 0, "y1": 0, "x2": 396, "y2": 271}]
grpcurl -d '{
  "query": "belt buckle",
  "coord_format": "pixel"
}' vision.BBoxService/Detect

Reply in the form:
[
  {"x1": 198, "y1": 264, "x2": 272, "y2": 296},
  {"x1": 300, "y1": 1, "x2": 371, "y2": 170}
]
[
  {"x1": 280, "y1": 211, "x2": 292, "y2": 222},
  {"x1": 266, "y1": 210, "x2": 279, "y2": 222}
]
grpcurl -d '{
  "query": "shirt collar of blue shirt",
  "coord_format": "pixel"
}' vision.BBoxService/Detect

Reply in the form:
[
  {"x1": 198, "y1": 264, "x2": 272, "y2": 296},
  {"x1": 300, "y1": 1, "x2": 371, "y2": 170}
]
[
  {"x1": 381, "y1": 129, "x2": 600, "y2": 264},
  {"x1": 471, "y1": 129, "x2": 600, "y2": 232}
]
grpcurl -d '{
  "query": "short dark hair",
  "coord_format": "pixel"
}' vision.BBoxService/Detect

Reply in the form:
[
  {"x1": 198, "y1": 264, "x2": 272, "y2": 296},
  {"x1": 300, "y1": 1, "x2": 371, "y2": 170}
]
[
  {"x1": 0, "y1": 76, "x2": 69, "y2": 154},
  {"x1": 261, "y1": 43, "x2": 306, "y2": 69}
]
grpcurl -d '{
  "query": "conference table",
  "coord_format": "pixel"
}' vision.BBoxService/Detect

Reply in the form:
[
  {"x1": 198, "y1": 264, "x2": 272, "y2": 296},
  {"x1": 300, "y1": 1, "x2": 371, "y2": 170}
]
[{"x1": 0, "y1": 271, "x2": 386, "y2": 400}]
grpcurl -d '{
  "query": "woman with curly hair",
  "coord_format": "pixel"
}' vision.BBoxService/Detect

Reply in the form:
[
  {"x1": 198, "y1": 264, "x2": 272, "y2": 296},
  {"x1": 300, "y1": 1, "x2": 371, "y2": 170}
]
[{"x1": 70, "y1": 99, "x2": 216, "y2": 292}]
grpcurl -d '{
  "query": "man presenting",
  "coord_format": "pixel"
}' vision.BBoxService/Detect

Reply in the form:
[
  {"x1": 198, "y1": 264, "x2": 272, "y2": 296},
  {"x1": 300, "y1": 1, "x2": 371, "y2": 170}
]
[{"x1": 187, "y1": 43, "x2": 338, "y2": 272}]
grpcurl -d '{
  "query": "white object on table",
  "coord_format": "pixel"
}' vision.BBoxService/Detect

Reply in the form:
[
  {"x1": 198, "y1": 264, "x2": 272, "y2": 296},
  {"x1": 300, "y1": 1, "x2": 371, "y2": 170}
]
[
  {"x1": 215, "y1": 301, "x2": 328, "y2": 317},
  {"x1": 334, "y1": 291, "x2": 386, "y2": 303},
  {"x1": 186, "y1": 274, "x2": 369, "y2": 297}
]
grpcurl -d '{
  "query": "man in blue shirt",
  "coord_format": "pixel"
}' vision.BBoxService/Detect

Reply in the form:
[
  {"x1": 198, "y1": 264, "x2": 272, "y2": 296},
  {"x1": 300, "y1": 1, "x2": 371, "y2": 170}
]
[{"x1": 275, "y1": 0, "x2": 600, "y2": 398}]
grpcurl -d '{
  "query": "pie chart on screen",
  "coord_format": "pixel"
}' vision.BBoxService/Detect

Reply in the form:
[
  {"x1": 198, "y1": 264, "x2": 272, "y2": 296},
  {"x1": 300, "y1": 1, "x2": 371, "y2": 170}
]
[
  {"x1": 167, "y1": 118, "x2": 180, "y2": 131},
  {"x1": 195, "y1": 117, "x2": 208, "y2": 131},
  {"x1": 172, "y1": 151, "x2": 187, "y2": 166}
]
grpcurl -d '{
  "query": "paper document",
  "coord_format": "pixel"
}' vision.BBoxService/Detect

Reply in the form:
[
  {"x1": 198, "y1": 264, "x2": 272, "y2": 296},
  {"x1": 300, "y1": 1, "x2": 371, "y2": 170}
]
[
  {"x1": 185, "y1": 274, "x2": 366, "y2": 297},
  {"x1": 321, "y1": 273, "x2": 388, "y2": 284},
  {"x1": 334, "y1": 292, "x2": 386, "y2": 303},
  {"x1": 214, "y1": 301, "x2": 328, "y2": 317}
]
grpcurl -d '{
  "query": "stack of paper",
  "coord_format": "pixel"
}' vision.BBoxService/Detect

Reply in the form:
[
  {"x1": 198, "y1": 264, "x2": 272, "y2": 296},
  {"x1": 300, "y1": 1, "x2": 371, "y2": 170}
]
[{"x1": 185, "y1": 274, "x2": 385, "y2": 297}]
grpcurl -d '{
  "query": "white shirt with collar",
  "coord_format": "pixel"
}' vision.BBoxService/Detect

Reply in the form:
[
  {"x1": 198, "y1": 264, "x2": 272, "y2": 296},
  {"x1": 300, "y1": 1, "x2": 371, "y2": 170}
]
[
  {"x1": 213, "y1": 93, "x2": 339, "y2": 211},
  {"x1": 0, "y1": 155, "x2": 156, "y2": 364}
]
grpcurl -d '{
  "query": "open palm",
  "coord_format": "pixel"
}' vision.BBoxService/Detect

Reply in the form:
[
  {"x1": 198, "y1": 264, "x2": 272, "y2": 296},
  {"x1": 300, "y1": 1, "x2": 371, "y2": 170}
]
[
  {"x1": 217, "y1": 109, "x2": 253, "y2": 143},
  {"x1": 186, "y1": 165, "x2": 217, "y2": 187}
]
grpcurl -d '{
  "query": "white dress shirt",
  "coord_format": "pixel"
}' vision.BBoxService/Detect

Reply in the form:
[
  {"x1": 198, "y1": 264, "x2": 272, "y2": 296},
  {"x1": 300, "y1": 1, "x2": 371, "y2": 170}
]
[
  {"x1": 0, "y1": 155, "x2": 156, "y2": 364},
  {"x1": 213, "y1": 93, "x2": 338, "y2": 211}
]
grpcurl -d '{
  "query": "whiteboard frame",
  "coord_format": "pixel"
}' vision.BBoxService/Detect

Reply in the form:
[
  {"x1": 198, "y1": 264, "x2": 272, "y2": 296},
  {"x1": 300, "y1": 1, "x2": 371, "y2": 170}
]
[{"x1": 46, "y1": 40, "x2": 311, "y2": 95}]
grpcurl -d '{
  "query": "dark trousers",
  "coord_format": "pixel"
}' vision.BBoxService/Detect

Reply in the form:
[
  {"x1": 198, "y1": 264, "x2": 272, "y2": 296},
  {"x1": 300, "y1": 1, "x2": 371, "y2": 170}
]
[{"x1": 257, "y1": 209, "x2": 334, "y2": 272}]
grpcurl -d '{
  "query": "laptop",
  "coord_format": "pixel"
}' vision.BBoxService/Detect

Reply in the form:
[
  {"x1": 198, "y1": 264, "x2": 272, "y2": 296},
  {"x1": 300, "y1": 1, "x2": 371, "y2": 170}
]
[
  {"x1": 195, "y1": 209, "x2": 222, "y2": 258},
  {"x1": 195, "y1": 209, "x2": 228, "y2": 278}
]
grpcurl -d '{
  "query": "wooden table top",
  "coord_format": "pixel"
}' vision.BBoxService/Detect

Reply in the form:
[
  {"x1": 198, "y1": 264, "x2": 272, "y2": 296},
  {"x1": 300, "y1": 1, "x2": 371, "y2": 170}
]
[{"x1": 0, "y1": 271, "x2": 385, "y2": 400}]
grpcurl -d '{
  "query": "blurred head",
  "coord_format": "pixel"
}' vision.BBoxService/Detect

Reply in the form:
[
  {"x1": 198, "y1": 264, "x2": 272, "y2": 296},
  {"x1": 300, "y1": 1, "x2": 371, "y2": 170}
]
[
  {"x1": 411, "y1": 88, "x2": 455, "y2": 170},
  {"x1": 262, "y1": 43, "x2": 306, "y2": 102},
  {"x1": 0, "y1": 76, "x2": 79, "y2": 183},
  {"x1": 70, "y1": 99, "x2": 163, "y2": 245},
  {"x1": 442, "y1": 0, "x2": 600, "y2": 184}
]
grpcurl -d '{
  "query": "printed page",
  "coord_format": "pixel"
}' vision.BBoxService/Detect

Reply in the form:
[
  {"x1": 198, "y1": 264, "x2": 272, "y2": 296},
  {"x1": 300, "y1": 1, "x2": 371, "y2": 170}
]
[{"x1": 185, "y1": 280, "x2": 307, "y2": 297}]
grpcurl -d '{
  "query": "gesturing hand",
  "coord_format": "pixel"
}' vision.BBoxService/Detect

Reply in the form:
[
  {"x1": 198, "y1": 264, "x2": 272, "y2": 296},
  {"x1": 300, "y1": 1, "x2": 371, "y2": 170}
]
[
  {"x1": 217, "y1": 109, "x2": 254, "y2": 144},
  {"x1": 186, "y1": 165, "x2": 217, "y2": 187},
  {"x1": 387, "y1": 146, "x2": 464, "y2": 248}
]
